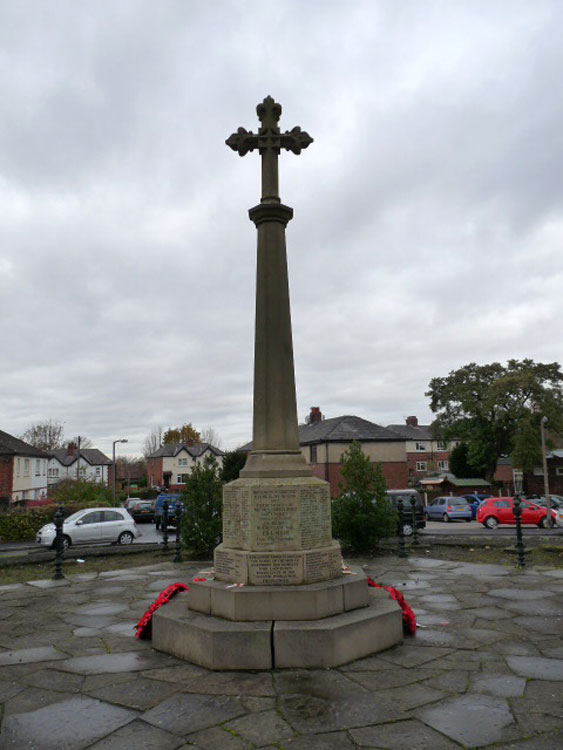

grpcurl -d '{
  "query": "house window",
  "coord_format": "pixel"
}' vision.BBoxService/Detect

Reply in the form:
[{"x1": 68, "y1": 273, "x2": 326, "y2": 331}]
[
  {"x1": 436, "y1": 441, "x2": 446, "y2": 451},
  {"x1": 35, "y1": 460, "x2": 41, "y2": 476},
  {"x1": 310, "y1": 445, "x2": 318, "y2": 463},
  {"x1": 178, "y1": 458, "x2": 188, "y2": 467},
  {"x1": 16, "y1": 458, "x2": 20, "y2": 476},
  {"x1": 415, "y1": 442, "x2": 426, "y2": 452},
  {"x1": 48, "y1": 468, "x2": 60, "y2": 478},
  {"x1": 95, "y1": 467, "x2": 101, "y2": 475},
  {"x1": 416, "y1": 461, "x2": 427, "y2": 471},
  {"x1": 438, "y1": 460, "x2": 449, "y2": 471},
  {"x1": 533, "y1": 466, "x2": 544, "y2": 476},
  {"x1": 24, "y1": 459, "x2": 30, "y2": 476},
  {"x1": 556, "y1": 467, "x2": 563, "y2": 476},
  {"x1": 79, "y1": 465, "x2": 87, "y2": 475}
]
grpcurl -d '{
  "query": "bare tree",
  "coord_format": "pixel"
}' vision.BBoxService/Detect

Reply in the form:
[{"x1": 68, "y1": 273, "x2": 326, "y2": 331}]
[
  {"x1": 200, "y1": 427, "x2": 223, "y2": 449},
  {"x1": 143, "y1": 425, "x2": 163, "y2": 457},
  {"x1": 21, "y1": 420, "x2": 64, "y2": 451},
  {"x1": 72, "y1": 435, "x2": 93, "y2": 449}
]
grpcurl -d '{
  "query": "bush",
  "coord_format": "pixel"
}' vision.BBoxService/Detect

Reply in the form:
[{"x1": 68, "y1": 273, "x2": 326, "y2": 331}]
[
  {"x1": 49, "y1": 479, "x2": 114, "y2": 507},
  {"x1": 331, "y1": 442, "x2": 397, "y2": 552},
  {"x1": 0, "y1": 501, "x2": 115, "y2": 542},
  {"x1": 179, "y1": 455, "x2": 223, "y2": 557}
]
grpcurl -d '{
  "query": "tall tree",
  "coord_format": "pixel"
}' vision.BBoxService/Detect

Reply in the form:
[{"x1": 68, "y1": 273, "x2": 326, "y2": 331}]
[
  {"x1": 21, "y1": 420, "x2": 64, "y2": 451},
  {"x1": 163, "y1": 423, "x2": 201, "y2": 445},
  {"x1": 143, "y1": 426, "x2": 163, "y2": 458},
  {"x1": 449, "y1": 442, "x2": 483, "y2": 479},
  {"x1": 426, "y1": 359, "x2": 563, "y2": 479},
  {"x1": 200, "y1": 427, "x2": 222, "y2": 449}
]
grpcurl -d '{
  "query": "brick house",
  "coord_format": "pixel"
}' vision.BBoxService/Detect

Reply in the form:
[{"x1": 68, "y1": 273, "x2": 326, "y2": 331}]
[
  {"x1": 386, "y1": 416, "x2": 458, "y2": 482},
  {"x1": 47, "y1": 443, "x2": 112, "y2": 487},
  {"x1": 0, "y1": 429, "x2": 49, "y2": 505},
  {"x1": 146, "y1": 442, "x2": 224, "y2": 492},
  {"x1": 240, "y1": 407, "x2": 405, "y2": 498},
  {"x1": 525, "y1": 450, "x2": 563, "y2": 496}
]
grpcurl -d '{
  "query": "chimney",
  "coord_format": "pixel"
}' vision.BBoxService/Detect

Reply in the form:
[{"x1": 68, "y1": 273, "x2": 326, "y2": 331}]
[
  {"x1": 406, "y1": 416, "x2": 418, "y2": 427},
  {"x1": 67, "y1": 442, "x2": 76, "y2": 456},
  {"x1": 309, "y1": 407, "x2": 323, "y2": 424}
]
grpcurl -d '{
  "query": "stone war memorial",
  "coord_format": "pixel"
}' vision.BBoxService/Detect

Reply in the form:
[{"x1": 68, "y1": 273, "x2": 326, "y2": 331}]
[{"x1": 152, "y1": 96, "x2": 403, "y2": 669}]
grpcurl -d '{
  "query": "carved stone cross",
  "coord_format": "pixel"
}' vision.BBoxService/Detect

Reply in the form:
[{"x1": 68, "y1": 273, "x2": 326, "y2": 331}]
[{"x1": 226, "y1": 95, "x2": 313, "y2": 203}]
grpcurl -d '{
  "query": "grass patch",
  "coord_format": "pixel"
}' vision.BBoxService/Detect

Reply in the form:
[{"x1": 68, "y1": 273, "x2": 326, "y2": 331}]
[{"x1": 0, "y1": 549, "x2": 183, "y2": 585}]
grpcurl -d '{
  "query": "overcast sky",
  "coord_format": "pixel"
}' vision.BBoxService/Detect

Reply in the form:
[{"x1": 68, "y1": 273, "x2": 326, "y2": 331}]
[{"x1": 1, "y1": 0, "x2": 562, "y2": 458}]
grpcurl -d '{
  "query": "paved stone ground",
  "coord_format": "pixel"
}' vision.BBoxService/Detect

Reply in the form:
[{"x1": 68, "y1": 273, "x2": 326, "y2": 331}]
[{"x1": 1, "y1": 555, "x2": 562, "y2": 749}]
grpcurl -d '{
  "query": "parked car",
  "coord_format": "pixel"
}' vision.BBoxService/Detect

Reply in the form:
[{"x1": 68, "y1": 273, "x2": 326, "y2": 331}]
[
  {"x1": 555, "y1": 508, "x2": 563, "y2": 528},
  {"x1": 36, "y1": 507, "x2": 141, "y2": 549},
  {"x1": 476, "y1": 497, "x2": 556, "y2": 528},
  {"x1": 425, "y1": 496, "x2": 472, "y2": 522},
  {"x1": 122, "y1": 497, "x2": 142, "y2": 510},
  {"x1": 154, "y1": 493, "x2": 182, "y2": 530},
  {"x1": 527, "y1": 495, "x2": 563, "y2": 510},
  {"x1": 459, "y1": 494, "x2": 492, "y2": 520},
  {"x1": 383, "y1": 490, "x2": 426, "y2": 536},
  {"x1": 128, "y1": 499, "x2": 156, "y2": 523}
]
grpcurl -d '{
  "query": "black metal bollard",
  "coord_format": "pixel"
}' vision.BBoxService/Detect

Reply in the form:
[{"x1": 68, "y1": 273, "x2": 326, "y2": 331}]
[
  {"x1": 410, "y1": 495, "x2": 419, "y2": 546},
  {"x1": 513, "y1": 494, "x2": 526, "y2": 568},
  {"x1": 162, "y1": 500, "x2": 169, "y2": 552},
  {"x1": 397, "y1": 497, "x2": 407, "y2": 558},
  {"x1": 174, "y1": 501, "x2": 183, "y2": 563},
  {"x1": 53, "y1": 505, "x2": 65, "y2": 580}
]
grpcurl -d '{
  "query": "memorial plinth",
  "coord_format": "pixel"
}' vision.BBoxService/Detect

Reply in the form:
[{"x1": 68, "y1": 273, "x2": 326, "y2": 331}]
[{"x1": 152, "y1": 96, "x2": 403, "y2": 669}]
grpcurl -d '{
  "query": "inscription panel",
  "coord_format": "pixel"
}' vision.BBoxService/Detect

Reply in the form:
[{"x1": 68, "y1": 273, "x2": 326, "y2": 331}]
[
  {"x1": 251, "y1": 487, "x2": 300, "y2": 550},
  {"x1": 304, "y1": 546, "x2": 342, "y2": 583},
  {"x1": 222, "y1": 486, "x2": 251, "y2": 548},
  {"x1": 299, "y1": 486, "x2": 331, "y2": 549},
  {"x1": 248, "y1": 553, "x2": 303, "y2": 585},
  {"x1": 214, "y1": 547, "x2": 248, "y2": 582}
]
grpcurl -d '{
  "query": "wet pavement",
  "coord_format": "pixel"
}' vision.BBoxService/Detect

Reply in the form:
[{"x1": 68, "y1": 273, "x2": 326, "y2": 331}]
[{"x1": 0, "y1": 555, "x2": 562, "y2": 749}]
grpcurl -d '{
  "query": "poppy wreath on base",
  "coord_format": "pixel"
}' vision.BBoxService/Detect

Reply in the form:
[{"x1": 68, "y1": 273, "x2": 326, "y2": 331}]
[
  {"x1": 367, "y1": 576, "x2": 417, "y2": 635},
  {"x1": 134, "y1": 583, "x2": 188, "y2": 639},
  {"x1": 135, "y1": 577, "x2": 416, "y2": 640}
]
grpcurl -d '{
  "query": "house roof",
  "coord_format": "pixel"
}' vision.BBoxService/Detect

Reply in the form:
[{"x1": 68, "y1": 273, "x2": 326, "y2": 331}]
[
  {"x1": 419, "y1": 475, "x2": 490, "y2": 488},
  {"x1": 298, "y1": 415, "x2": 402, "y2": 445},
  {"x1": 0, "y1": 430, "x2": 49, "y2": 458},
  {"x1": 386, "y1": 424, "x2": 434, "y2": 440},
  {"x1": 547, "y1": 449, "x2": 563, "y2": 459},
  {"x1": 147, "y1": 442, "x2": 224, "y2": 459},
  {"x1": 49, "y1": 448, "x2": 112, "y2": 467}
]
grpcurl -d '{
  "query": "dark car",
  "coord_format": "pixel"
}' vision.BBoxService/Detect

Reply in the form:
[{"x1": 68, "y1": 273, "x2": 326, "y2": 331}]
[
  {"x1": 128, "y1": 499, "x2": 156, "y2": 523},
  {"x1": 459, "y1": 494, "x2": 492, "y2": 520},
  {"x1": 384, "y1": 490, "x2": 426, "y2": 537},
  {"x1": 154, "y1": 493, "x2": 182, "y2": 530}
]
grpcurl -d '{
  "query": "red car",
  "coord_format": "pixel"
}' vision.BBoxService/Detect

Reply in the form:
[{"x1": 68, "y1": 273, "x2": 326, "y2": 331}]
[{"x1": 476, "y1": 497, "x2": 556, "y2": 529}]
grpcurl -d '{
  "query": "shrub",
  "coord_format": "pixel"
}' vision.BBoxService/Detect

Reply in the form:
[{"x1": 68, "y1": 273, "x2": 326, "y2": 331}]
[
  {"x1": 0, "y1": 506, "x2": 58, "y2": 541},
  {"x1": 179, "y1": 455, "x2": 223, "y2": 557},
  {"x1": 331, "y1": 442, "x2": 397, "y2": 552},
  {"x1": 49, "y1": 479, "x2": 114, "y2": 507}
]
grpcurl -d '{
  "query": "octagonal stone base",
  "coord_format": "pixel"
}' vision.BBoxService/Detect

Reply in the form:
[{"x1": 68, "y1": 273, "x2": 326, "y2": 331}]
[
  {"x1": 152, "y1": 568, "x2": 403, "y2": 671},
  {"x1": 188, "y1": 569, "x2": 369, "y2": 621}
]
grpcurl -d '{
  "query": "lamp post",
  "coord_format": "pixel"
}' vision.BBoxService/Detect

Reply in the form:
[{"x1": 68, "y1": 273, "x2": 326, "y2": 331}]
[
  {"x1": 112, "y1": 439, "x2": 128, "y2": 504},
  {"x1": 540, "y1": 416, "x2": 551, "y2": 528}
]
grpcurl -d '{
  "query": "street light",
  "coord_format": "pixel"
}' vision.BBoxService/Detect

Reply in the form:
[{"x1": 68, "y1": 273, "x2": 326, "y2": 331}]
[
  {"x1": 112, "y1": 439, "x2": 128, "y2": 504},
  {"x1": 540, "y1": 416, "x2": 551, "y2": 528}
]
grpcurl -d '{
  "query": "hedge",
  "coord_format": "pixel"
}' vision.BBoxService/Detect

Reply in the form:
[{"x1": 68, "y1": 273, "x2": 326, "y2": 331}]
[{"x1": 0, "y1": 503, "x2": 110, "y2": 543}]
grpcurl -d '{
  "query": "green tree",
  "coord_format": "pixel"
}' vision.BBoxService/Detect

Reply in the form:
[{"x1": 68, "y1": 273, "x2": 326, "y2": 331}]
[
  {"x1": 220, "y1": 450, "x2": 247, "y2": 483},
  {"x1": 427, "y1": 360, "x2": 563, "y2": 480},
  {"x1": 448, "y1": 442, "x2": 483, "y2": 478},
  {"x1": 331, "y1": 442, "x2": 396, "y2": 552},
  {"x1": 163, "y1": 423, "x2": 201, "y2": 445},
  {"x1": 179, "y1": 455, "x2": 222, "y2": 556}
]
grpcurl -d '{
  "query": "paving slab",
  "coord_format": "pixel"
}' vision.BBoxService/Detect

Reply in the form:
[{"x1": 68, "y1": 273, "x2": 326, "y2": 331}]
[{"x1": 1, "y1": 555, "x2": 563, "y2": 749}]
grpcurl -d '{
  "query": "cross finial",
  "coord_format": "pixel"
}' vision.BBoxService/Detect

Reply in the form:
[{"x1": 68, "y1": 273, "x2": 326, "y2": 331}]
[{"x1": 226, "y1": 96, "x2": 313, "y2": 202}]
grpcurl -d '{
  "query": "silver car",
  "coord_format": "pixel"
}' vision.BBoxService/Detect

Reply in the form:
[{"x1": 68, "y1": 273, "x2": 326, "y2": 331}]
[{"x1": 36, "y1": 507, "x2": 141, "y2": 550}]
